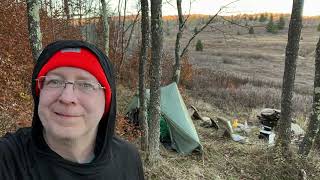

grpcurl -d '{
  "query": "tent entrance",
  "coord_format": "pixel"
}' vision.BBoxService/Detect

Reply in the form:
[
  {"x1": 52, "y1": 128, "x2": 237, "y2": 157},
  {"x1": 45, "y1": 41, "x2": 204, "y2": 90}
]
[
  {"x1": 160, "y1": 116, "x2": 171, "y2": 143},
  {"x1": 126, "y1": 109, "x2": 172, "y2": 145}
]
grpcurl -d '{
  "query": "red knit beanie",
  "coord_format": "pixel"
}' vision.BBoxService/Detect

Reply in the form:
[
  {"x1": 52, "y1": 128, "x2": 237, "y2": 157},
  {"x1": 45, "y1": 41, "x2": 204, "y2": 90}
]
[{"x1": 36, "y1": 48, "x2": 111, "y2": 113}]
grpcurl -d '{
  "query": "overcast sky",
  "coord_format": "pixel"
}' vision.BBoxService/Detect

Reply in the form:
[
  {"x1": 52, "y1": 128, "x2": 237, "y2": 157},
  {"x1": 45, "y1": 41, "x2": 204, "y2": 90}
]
[{"x1": 111, "y1": 0, "x2": 320, "y2": 16}]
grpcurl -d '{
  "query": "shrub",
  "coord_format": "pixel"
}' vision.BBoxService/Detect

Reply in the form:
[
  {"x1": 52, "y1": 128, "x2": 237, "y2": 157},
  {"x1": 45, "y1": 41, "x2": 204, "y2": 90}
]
[
  {"x1": 195, "y1": 39, "x2": 203, "y2": 51},
  {"x1": 317, "y1": 23, "x2": 320, "y2": 32},
  {"x1": 249, "y1": 26, "x2": 254, "y2": 34}
]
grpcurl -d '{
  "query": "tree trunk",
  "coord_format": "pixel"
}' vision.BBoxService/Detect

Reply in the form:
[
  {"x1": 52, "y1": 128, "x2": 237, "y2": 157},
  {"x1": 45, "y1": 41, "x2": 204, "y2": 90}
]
[
  {"x1": 299, "y1": 37, "x2": 320, "y2": 156},
  {"x1": 148, "y1": 0, "x2": 163, "y2": 164},
  {"x1": 63, "y1": 0, "x2": 70, "y2": 20},
  {"x1": 276, "y1": 0, "x2": 304, "y2": 156},
  {"x1": 101, "y1": 0, "x2": 109, "y2": 56},
  {"x1": 139, "y1": 0, "x2": 149, "y2": 152},
  {"x1": 314, "y1": 130, "x2": 320, "y2": 150},
  {"x1": 26, "y1": 0, "x2": 42, "y2": 63},
  {"x1": 49, "y1": 0, "x2": 55, "y2": 39},
  {"x1": 118, "y1": 0, "x2": 128, "y2": 75},
  {"x1": 78, "y1": 0, "x2": 82, "y2": 26},
  {"x1": 172, "y1": 0, "x2": 183, "y2": 84}
]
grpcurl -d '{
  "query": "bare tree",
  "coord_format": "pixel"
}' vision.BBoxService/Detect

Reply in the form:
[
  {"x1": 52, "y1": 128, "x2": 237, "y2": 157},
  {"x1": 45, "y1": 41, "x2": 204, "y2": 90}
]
[
  {"x1": 172, "y1": 0, "x2": 239, "y2": 84},
  {"x1": 111, "y1": 0, "x2": 141, "y2": 75},
  {"x1": 101, "y1": 0, "x2": 110, "y2": 55},
  {"x1": 139, "y1": 0, "x2": 149, "y2": 152},
  {"x1": 78, "y1": 0, "x2": 82, "y2": 26},
  {"x1": 117, "y1": 0, "x2": 128, "y2": 73},
  {"x1": 26, "y1": 0, "x2": 42, "y2": 62},
  {"x1": 148, "y1": 0, "x2": 163, "y2": 164},
  {"x1": 63, "y1": 0, "x2": 70, "y2": 20},
  {"x1": 49, "y1": 0, "x2": 55, "y2": 39},
  {"x1": 276, "y1": 0, "x2": 304, "y2": 156},
  {"x1": 172, "y1": 0, "x2": 183, "y2": 83},
  {"x1": 298, "y1": 36, "x2": 320, "y2": 156}
]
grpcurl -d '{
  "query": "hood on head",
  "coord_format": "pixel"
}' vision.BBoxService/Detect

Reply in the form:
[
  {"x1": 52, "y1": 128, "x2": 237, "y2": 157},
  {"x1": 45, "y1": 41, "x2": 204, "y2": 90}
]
[{"x1": 31, "y1": 40, "x2": 116, "y2": 160}]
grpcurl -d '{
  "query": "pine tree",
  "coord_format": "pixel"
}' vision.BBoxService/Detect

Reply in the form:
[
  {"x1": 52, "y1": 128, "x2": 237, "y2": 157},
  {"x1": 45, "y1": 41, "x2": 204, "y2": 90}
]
[
  {"x1": 266, "y1": 16, "x2": 278, "y2": 33},
  {"x1": 278, "y1": 16, "x2": 286, "y2": 30},
  {"x1": 259, "y1": 14, "x2": 266, "y2": 22},
  {"x1": 195, "y1": 39, "x2": 203, "y2": 51}
]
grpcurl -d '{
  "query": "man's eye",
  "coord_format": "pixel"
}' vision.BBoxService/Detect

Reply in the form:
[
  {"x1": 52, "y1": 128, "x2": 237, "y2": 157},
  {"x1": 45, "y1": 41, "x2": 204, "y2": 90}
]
[
  {"x1": 45, "y1": 79, "x2": 63, "y2": 86},
  {"x1": 77, "y1": 82, "x2": 95, "y2": 89}
]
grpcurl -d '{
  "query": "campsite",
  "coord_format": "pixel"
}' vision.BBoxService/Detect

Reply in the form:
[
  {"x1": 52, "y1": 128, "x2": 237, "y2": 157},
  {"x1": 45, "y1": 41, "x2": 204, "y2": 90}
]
[
  {"x1": 1, "y1": 0, "x2": 320, "y2": 179},
  {"x1": 116, "y1": 13, "x2": 320, "y2": 179}
]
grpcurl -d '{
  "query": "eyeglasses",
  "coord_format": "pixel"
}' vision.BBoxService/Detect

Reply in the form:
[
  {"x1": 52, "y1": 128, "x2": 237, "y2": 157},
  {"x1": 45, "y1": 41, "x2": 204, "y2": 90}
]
[{"x1": 35, "y1": 76, "x2": 105, "y2": 94}]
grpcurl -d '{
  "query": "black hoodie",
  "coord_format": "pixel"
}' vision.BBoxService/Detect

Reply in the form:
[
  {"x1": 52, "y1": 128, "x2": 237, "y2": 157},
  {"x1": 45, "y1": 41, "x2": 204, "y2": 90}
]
[{"x1": 0, "y1": 40, "x2": 144, "y2": 180}]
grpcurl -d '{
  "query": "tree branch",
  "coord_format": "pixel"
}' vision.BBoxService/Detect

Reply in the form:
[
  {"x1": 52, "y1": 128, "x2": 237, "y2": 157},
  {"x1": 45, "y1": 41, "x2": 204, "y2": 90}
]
[{"x1": 180, "y1": 0, "x2": 240, "y2": 58}]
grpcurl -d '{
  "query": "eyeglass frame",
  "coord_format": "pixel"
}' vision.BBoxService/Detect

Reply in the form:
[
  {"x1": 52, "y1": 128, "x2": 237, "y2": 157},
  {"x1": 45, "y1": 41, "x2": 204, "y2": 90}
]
[{"x1": 35, "y1": 76, "x2": 105, "y2": 95}]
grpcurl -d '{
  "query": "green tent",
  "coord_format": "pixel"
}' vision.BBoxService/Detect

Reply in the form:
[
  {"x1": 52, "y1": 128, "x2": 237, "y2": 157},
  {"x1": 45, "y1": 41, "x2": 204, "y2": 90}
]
[{"x1": 125, "y1": 83, "x2": 202, "y2": 154}]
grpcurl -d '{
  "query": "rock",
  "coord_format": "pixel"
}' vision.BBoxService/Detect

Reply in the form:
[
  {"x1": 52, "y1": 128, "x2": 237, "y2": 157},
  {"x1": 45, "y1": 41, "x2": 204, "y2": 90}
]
[{"x1": 291, "y1": 123, "x2": 305, "y2": 136}]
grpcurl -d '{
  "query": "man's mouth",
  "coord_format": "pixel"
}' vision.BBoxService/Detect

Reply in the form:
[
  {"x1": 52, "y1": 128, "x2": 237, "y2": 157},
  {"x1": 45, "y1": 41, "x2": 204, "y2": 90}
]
[{"x1": 54, "y1": 112, "x2": 81, "y2": 117}]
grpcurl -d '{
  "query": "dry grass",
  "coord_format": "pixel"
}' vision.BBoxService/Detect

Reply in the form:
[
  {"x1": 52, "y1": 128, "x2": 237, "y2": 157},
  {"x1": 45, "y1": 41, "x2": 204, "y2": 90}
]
[
  {"x1": 163, "y1": 24, "x2": 319, "y2": 125},
  {"x1": 0, "y1": 112, "x2": 16, "y2": 136},
  {"x1": 117, "y1": 82, "x2": 320, "y2": 180},
  {"x1": 190, "y1": 69, "x2": 312, "y2": 118},
  {"x1": 142, "y1": 21, "x2": 320, "y2": 180},
  {"x1": 165, "y1": 26, "x2": 319, "y2": 90},
  {"x1": 139, "y1": 118, "x2": 320, "y2": 180}
]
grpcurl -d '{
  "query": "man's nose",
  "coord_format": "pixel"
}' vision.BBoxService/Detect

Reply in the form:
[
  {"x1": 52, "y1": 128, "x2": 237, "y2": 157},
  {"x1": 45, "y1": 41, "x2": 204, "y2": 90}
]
[{"x1": 58, "y1": 83, "x2": 78, "y2": 104}]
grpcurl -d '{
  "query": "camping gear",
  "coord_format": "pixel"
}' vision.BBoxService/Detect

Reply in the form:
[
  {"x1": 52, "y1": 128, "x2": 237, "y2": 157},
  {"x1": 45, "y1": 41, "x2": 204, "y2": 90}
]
[
  {"x1": 125, "y1": 83, "x2": 202, "y2": 154},
  {"x1": 189, "y1": 105, "x2": 202, "y2": 120},
  {"x1": 189, "y1": 105, "x2": 219, "y2": 129},
  {"x1": 257, "y1": 108, "x2": 280, "y2": 144},
  {"x1": 257, "y1": 108, "x2": 280, "y2": 143},
  {"x1": 259, "y1": 125, "x2": 275, "y2": 145},
  {"x1": 232, "y1": 118, "x2": 239, "y2": 129},
  {"x1": 257, "y1": 108, "x2": 280, "y2": 128}
]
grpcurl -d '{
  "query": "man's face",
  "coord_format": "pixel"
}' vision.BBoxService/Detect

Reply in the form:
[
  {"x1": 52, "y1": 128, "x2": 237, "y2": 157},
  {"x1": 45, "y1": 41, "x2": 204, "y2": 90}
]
[{"x1": 38, "y1": 67, "x2": 105, "y2": 141}]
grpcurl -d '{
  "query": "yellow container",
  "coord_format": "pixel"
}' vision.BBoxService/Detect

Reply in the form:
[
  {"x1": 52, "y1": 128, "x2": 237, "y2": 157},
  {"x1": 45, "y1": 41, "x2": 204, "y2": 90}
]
[{"x1": 232, "y1": 118, "x2": 238, "y2": 128}]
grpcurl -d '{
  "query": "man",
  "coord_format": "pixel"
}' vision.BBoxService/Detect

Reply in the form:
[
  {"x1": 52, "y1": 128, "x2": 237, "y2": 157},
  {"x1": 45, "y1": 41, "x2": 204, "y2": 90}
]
[{"x1": 0, "y1": 40, "x2": 144, "y2": 180}]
